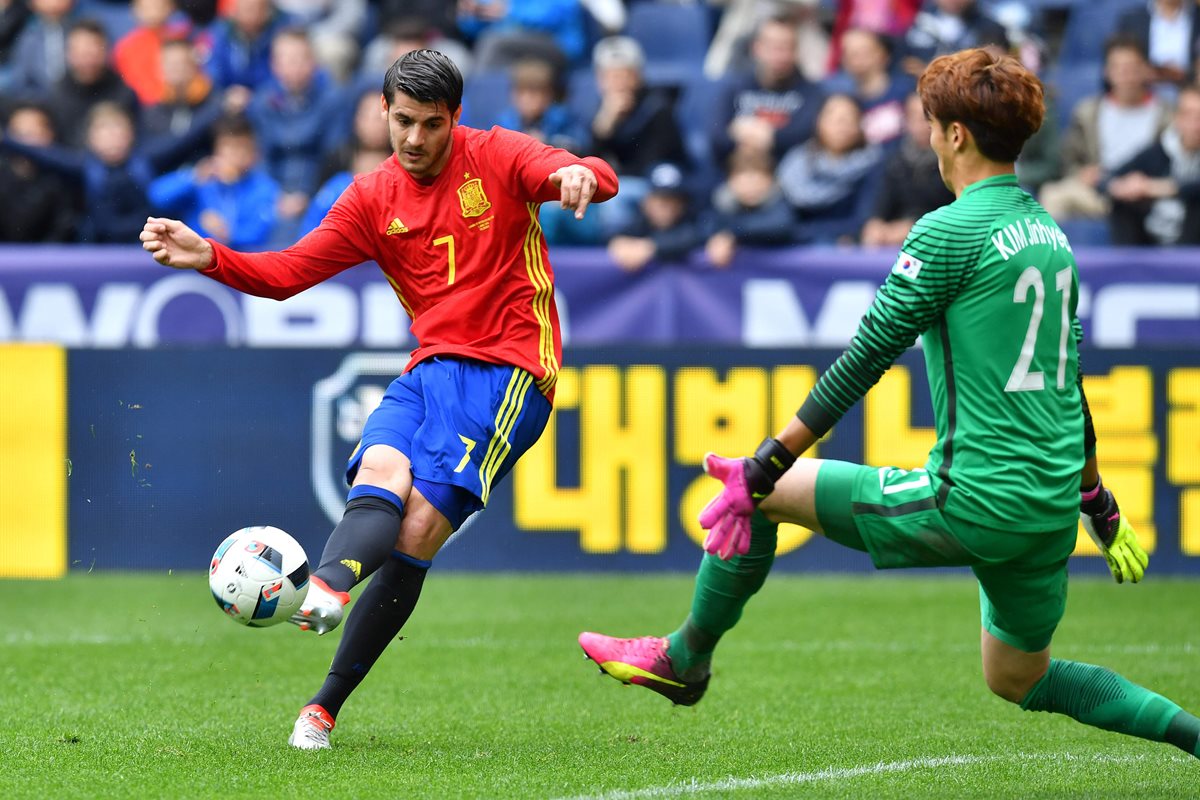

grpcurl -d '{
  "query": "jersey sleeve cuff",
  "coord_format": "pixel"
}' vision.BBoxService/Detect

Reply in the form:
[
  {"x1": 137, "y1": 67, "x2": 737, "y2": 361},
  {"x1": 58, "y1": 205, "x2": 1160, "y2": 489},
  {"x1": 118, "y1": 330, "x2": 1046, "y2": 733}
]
[
  {"x1": 797, "y1": 394, "x2": 838, "y2": 438},
  {"x1": 201, "y1": 239, "x2": 222, "y2": 273}
]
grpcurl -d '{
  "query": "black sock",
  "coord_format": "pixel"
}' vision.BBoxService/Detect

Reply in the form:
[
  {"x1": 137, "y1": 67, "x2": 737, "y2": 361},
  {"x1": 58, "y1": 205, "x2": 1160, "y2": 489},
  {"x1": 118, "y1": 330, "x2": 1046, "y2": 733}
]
[
  {"x1": 308, "y1": 552, "x2": 429, "y2": 718},
  {"x1": 313, "y1": 491, "x2": 404, "y2": 593}
]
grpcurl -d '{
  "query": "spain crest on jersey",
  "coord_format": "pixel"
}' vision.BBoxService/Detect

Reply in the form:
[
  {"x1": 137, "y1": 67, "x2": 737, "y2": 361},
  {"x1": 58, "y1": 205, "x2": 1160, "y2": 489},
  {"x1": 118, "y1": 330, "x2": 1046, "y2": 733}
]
[{"x1": 457, "y1": 177, "x2": 491, "y2": 218}]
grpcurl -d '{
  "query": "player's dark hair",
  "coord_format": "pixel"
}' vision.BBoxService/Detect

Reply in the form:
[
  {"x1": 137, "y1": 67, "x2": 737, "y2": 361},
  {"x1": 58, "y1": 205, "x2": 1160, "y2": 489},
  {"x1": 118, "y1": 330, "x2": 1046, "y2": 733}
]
[
  {"x1": 382, "y1": 49, "x2": 463, "y2": 113},
  {"x1": 918, "y1": 48, "x2": 1043, "y2": 163},
  {"x1": 213, "y1": 113, "x2": 257, "y2": 141}
]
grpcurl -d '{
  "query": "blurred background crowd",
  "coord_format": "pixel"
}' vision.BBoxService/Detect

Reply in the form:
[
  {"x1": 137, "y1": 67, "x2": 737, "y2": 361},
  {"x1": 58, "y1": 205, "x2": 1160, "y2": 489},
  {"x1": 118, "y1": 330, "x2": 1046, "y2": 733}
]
[{"x1": 1, "y1": 0, "x2": 1198, "y2": 266}]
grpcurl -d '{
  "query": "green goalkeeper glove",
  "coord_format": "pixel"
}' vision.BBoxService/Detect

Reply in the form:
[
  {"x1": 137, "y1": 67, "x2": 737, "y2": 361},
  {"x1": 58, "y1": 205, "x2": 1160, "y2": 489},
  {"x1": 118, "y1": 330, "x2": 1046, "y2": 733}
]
[{"x1": 1080, "y1": 479, "x2": 1149, "y2": 584}]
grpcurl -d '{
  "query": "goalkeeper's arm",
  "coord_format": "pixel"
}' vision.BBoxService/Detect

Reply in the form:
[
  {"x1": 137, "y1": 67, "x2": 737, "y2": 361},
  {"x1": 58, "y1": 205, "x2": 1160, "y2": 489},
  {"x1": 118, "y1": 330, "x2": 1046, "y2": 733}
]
[{"x1": 1078, "y1": 383, "x2": 1149, "y2": 584}]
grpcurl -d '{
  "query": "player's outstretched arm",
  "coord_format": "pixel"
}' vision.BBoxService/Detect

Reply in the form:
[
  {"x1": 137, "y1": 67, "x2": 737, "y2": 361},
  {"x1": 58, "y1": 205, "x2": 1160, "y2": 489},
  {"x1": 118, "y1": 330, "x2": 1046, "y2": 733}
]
[{"x1": 139, "y1": 216, "x2": 214, "y2": 271}]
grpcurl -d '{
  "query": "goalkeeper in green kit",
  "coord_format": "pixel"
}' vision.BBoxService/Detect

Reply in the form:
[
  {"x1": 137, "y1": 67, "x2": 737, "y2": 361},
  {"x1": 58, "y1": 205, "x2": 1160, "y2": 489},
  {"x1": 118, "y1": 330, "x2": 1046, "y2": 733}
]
[{"x1": 578, "y1": 48, "x2": 1200, "y2": 759}]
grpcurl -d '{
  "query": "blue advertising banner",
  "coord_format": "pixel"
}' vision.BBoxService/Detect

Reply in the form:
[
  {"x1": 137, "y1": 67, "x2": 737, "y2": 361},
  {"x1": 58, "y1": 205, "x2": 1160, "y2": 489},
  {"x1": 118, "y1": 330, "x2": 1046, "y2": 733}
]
[
  {"x1": 65, "y1": 347, "x2": 1200, "y2": 574},
  {"x1": 4, "y1": 245, "x2": 1200, "y2": 348}
]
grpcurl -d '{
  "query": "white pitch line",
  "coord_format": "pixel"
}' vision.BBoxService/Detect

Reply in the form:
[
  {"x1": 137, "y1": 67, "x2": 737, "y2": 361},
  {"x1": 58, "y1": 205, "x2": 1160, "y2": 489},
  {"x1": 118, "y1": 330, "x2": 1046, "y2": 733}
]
[{"x1": 555, "y1": 753, "x2": 1179, "y2": 800}]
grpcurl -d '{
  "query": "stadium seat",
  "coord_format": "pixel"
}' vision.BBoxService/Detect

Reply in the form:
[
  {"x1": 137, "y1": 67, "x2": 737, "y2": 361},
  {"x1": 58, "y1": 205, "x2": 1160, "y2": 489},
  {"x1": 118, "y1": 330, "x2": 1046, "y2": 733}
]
[
  {"x1": 624, "y1": 2, "x2": 713, "y2": 86},
  {"x1": 681, "y1": 74, "x2": 724, "y2": 173},
  {"x1": 1058, "y1": 218, "x2": 1112, "y2": 246},
  {"x1": 461, "y1": 71, "x2": 511, "y2": 130},
  {"x1": 565, "y1": 68, "x2": 601, "y2": 128},
  {"x1": 1043, "y1": 63, "x2": 1102, "y2": 131},
  {"x1": 78, "y1": 0, "x2": 138, "y2": 41},
  {"x1": 1057, "y1": 0, "x2": 1129, "y2": 66}
]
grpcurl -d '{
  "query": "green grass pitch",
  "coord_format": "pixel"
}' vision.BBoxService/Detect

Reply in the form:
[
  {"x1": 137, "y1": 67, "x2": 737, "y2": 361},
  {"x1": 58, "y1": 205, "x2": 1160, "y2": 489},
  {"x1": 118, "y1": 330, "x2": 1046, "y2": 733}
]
[{"x1": 0, "y1": 573, "x2": 1195, "y2": 799}]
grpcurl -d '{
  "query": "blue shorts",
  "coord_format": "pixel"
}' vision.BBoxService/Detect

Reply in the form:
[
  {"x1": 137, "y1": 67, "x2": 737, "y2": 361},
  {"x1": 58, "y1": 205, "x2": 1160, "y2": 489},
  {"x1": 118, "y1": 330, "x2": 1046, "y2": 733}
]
[{"x1": 346, "y1": 357, "x2": 551, "y2": 530}]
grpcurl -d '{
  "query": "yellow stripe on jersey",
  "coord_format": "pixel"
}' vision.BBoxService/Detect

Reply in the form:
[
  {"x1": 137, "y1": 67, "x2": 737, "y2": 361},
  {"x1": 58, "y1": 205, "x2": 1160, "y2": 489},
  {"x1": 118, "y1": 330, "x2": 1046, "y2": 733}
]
[
  {"x1": 523, "y1": 203, "x2": 558, "y2": 394},
  {"x1": 478, "y1": 368, "x2": 533, "y2": 505},
  {"x1": 383, "y1": 272, "x2": 415, "y2": 318}
]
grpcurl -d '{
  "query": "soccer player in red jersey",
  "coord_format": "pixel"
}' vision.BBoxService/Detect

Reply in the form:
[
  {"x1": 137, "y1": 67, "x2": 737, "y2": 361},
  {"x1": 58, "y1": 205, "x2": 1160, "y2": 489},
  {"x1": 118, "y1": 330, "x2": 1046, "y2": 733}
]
[{"x1": 140, "y1": 49, "x2": 618, "y2": 749}]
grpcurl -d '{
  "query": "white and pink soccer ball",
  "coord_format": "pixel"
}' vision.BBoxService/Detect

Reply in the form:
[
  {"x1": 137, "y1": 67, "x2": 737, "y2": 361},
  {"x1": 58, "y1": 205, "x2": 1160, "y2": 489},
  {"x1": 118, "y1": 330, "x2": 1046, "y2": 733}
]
[{"x1": 209, "y1": 526, "x2": 309, "y2": 627}]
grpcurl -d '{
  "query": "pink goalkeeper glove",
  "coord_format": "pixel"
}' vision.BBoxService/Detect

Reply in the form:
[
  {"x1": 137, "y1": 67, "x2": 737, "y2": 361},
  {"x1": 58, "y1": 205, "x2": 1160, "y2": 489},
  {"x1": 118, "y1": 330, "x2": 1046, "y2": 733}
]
[
  {"x1": 698, "y1": 454, "x2": 757, "y2": 559},
  {"x1": 697, "y1": 439, "x2": 796, "y2": 560}
]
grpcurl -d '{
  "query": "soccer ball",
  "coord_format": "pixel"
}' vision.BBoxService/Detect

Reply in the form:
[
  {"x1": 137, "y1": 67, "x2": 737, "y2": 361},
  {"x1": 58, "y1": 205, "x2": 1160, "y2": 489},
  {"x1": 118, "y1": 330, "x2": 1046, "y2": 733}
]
[{"x1": 209, "y1": 526, "x2": 310, "y2": 627}]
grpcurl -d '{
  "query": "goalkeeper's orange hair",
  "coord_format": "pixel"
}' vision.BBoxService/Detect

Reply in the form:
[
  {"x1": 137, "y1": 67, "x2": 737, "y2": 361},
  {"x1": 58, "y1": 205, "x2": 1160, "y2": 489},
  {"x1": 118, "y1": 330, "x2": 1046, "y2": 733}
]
[{"x1": 917, "y1": 48, "x2": 1044, "y2": 164}]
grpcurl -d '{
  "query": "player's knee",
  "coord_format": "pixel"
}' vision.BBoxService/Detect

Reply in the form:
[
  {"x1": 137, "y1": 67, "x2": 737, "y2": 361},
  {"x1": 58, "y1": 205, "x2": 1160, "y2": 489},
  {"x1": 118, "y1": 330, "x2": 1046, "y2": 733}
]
[
  {"x1": 355, "y1": 445, "x2": 412, "y2": 496},
  {"x1": 983, "y1": 662, "x2": 1046, "y2": 704},
  {"x1": 394, "y1": 496, "x2": 453, "y2": 560}
]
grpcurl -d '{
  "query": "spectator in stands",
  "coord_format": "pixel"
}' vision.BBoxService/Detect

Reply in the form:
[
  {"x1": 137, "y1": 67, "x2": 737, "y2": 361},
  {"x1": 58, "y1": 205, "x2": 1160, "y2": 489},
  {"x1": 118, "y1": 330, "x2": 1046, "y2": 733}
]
[
  {"x1": 7, "y1": 0, "x2": 76, "y2": 94},
  {"x1": 1106, "y1": 84, "x2": 1200, "y2": 245},
  {"x1": 706, "y1": 0, "x2": 831, "y2": 82},
  {"x1": 778, "y1": 92, "x2": 883, "y2": 243},
  {"x1": 458, "y1": 0, "x2": 585, "y2": 72},
  {"x1": 375, "y1": 0, "x2": 459, "y2": 42},
  {"x1": 359, "y1": 15, "x2": 473, "y2": 85},
  {"x1": 298, "y1": 141, "x2": 390, "y2": 235},
  {"x1": 50, "y1": 20, "x2": 138, "y2": 149},
  {"x1": 248, "y1": 27, "x2": 343, "y2": 219},
  {"x1": 860, "y1": 92, "x2": 953, "y2": 247},
  {"x1": 1118, "y1": 0, "x2": 1198, "y2": 87},
  {"x1": 587, "y1": 36, "x2": 688, "y2": 178},
  {"x1": 142, "y1": 37, "x2": 246, "y2": 167},
  {"x1": 711, "y1": 14, "x2": 826, "y2": 166},
  {"x1": 199, "y1": 0, "x2": 284, "y2": 90},
  {"x1": 0, "y1": 101, "x2": 154, "y2": 242},
  {"x1": 319, "y1": 87, "x2": 390, "y2": 189},
  {"x1": 0, "y1": 101, "x2": 76, "y2": 241},
  {"x1": 900, "y1": 0, "x2": 1007, "y2": 76},
  {"x1": 497, "y1": 57, "x2": 585, "y2": 152},
  {"x1": 704, "y1": 149, "x2": 795, "y2": 268},
  {"x1": 273, "y1": 0, "x2": 366, "y2": 84},
  {"x1": 827, "y1": 0, "x2": 922, "y2": 72},
  {"x1": 113, "y1": 0, "x2": 191, "y2": 106},
  {"x1": 826, "y1": 27, "x2": 913, "y2": 147},
  {"x1": 149, "y1": 113, "x2": 279, "y2": 248},
  {"x1": 1040, "y1": 37, "x2": 1171, "y2": 223},
  {"x1": 608, "y1": 162, "x2": 705, "y2": 272}
]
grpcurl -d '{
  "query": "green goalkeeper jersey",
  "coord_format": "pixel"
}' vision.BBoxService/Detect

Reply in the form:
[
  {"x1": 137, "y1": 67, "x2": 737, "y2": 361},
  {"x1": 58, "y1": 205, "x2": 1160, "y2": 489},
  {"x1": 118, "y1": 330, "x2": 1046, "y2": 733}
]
[{"x1": 799, "y1": 174, "x2": 1084, "y2": 532}]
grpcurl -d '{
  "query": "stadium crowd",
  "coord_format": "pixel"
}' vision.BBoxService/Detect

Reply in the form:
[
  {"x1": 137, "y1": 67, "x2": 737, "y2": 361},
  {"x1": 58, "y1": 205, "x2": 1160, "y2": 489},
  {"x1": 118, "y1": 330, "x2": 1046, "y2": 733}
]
[{"x1": 2, "y1": 0, "x2": 1199, "y2": 256}]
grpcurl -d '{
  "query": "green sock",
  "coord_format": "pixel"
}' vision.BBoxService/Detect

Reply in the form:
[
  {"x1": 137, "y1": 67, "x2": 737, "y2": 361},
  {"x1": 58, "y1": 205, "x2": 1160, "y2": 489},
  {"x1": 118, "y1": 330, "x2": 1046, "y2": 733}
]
[
  {"x1": 667, "y1": 511, "x2": 777, "y2": 679},
  {"x1": 1021, "y1": 658, "x2": 1200, "y2": 757}
]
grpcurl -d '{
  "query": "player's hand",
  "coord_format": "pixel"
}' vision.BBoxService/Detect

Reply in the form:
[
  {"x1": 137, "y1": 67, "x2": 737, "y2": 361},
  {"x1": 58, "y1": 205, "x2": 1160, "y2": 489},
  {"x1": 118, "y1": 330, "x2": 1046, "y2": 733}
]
[
  {"x1": 549, "y1": 164, "x2": 597, "y2": 220},
  {"x1": 1080, "y1": 479, "x2": 1149, "y2": 583},
  {"x1": 697, "y1": 438, "x2": 795, "y2": 560},
  {"x1": 139, "y1": 216, "x2": 214, "y2": 270}
]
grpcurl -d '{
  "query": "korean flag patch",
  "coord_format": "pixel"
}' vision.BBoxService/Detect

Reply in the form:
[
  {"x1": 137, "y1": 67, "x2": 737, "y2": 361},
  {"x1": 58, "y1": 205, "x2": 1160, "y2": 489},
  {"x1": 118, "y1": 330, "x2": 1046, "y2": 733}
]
[{"x1": 892, "y1": 251, "x2": 924, "y2": 280}]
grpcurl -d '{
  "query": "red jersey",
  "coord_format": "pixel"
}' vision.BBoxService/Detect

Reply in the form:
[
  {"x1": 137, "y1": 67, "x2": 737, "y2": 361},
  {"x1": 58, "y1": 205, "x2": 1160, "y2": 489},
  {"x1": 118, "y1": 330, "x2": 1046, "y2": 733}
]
[{"x1": 202, "y1": 126, "x2": 618, "y2": 399}]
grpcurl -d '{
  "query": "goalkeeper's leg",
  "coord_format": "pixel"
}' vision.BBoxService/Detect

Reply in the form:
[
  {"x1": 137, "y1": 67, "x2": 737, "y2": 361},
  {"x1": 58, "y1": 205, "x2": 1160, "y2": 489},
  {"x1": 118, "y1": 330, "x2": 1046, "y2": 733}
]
[
  {"x1": 666, "y1": 458, "x2": 877, "y2": 678},
  {"x1": 984, "y1": 630, "x2": 1200, "y2": 758},
  {"x1": 663, "y1": 510, "x2": 779, "y2": 680}
]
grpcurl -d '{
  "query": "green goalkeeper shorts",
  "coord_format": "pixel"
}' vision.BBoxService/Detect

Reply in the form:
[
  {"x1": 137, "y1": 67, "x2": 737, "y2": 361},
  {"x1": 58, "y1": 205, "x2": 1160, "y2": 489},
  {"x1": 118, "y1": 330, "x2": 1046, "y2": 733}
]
[{"x1": 815, "y1": 460, "x2": 1078, "y2": 653}]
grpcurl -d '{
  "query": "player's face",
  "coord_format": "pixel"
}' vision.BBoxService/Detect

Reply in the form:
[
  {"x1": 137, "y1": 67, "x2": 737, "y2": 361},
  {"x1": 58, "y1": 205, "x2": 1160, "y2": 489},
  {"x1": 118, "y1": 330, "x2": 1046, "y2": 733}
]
[{"x1": 383, "y1": 91, "x2": 461, "y2": 180}]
